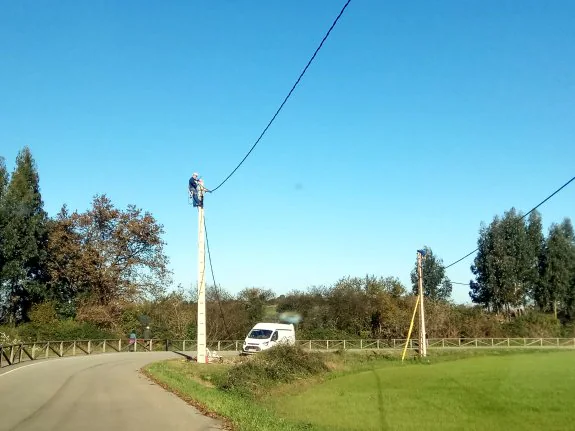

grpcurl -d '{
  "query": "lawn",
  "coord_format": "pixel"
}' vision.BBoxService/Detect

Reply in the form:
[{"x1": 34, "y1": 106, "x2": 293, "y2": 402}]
[
  {"x1": 144, "y1": 349, "x2": 575, "y2": 431},
  {"x1": 268, "y1": 351, "x2": 575, "y2": 431}
]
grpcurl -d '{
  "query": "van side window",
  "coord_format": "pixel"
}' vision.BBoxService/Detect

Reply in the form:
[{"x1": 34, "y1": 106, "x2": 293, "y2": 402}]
[{"x1": 271, "y1": 331, "x2": 278, "y2": 341}]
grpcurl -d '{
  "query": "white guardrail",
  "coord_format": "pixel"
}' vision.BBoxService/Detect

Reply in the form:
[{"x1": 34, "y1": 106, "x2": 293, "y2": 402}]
[{"x1": 1, "y1": 337, "x2": 574, "y2": 368}]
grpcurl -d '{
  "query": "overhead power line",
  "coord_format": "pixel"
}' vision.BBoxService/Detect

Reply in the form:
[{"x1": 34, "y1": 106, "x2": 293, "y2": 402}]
[
  {"x1": 445, "y1": 174, "x2": 575, "y2": 270},
  {"x1": 210, "y1": 0, "x2": 352, "y2": 193},
  {"x1": 203, "y1": 216, "x2": 232, "y2": 339}
]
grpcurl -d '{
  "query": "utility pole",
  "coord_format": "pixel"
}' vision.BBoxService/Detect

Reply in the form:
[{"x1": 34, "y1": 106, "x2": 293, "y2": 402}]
[
  {"x1": 417, "y1": 249, "x2": 427, "y2": 357},
  {"x1": 197, "y1": 205, "x2": 207, "y2": 363}
]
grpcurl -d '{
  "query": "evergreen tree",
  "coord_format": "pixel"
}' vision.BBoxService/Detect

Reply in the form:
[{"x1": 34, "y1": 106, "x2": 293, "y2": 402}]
[
  {"x1": 470, "y1": 208, "x2": 532, "y2": 314},
  {"x1": 0, "y1": 156, "x2": 9, "y2": 321},
  {"x1": 0, "y1": 147, "x2": 48, "y2": 323},
  {"x1": 538, "y1": 219, "x2": 575, "y2": 318},
  {"x1": 526, "y1": 211, "x2": 545, "y2": 299}
]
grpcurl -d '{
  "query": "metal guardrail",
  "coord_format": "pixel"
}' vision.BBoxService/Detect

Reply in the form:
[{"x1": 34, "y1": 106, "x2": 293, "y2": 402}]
[{"x1": 2, "y1": 337, "x2": 574, "y2": 368}]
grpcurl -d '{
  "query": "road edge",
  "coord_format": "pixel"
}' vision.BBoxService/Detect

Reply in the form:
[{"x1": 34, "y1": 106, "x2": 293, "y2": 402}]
[{"x1": 140, "y1": 360, "x2": 234, "y2": 431}]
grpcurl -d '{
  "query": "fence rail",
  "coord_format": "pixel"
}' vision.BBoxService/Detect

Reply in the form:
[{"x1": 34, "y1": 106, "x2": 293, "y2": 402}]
[{"x1": 2, "y1": 337, "x2": 574, "y2": 368}]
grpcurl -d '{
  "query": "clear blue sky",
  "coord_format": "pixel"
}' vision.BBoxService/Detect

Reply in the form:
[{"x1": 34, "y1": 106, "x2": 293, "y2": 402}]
[{"x1": 1, "y1": 1, "x2": 574, "y2": 304}]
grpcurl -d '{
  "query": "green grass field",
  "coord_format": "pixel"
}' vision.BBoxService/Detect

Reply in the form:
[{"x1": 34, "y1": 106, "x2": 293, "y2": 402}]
[
  {"x1": 268, "y1": 351, "x2": 575, "y2": 431},
  {"x1": 145, "y1": 350, "x2": 575, "y2": 431}
]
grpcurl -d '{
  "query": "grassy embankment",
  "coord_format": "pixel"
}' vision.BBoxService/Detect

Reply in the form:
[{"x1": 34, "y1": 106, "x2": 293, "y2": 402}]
[{"x1": 144, "y1": 346, "x2": 575, "y2": 431}]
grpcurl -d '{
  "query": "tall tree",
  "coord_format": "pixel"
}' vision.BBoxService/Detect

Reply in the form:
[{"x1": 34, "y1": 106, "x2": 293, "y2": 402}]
[
  {"x1": 525, "y1": 210, "x2": 545, "y2": 298},
  {"x1": 0, "y1": 147, "x2": 48, "y2": 323},
  {"x1": 410, "y1": 246, "x2": 452, "y2": 301},
  {"x1": 0, "y1": 156, "x2": 9, "y2": 321},
  {"x1": 49, "y1": 195, "x2": 171, "y2": 327},
  {"x1": 537, "y1": 219, "x2": 575, "y2": 318},
  {"x1": 470, "y1": 208, "x2": 535, "y2": 314}
]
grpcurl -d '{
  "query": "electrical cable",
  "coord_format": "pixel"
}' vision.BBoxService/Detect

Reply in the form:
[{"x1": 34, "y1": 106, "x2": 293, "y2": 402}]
[
  {"x1": 445, "y1": 174, "x2": 575, "y2": 269},
  {"x1": 203, "y1": 214, "x2": 232, "y2": 339},
  {"x1": 210, "y1": 0, "x2": 352, "y2": 193}
]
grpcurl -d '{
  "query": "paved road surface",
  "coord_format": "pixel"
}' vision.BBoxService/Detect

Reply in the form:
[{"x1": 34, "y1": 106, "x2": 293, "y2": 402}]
[{"x1": 0, "y1": 352, "x2": 222, "y2": 431}]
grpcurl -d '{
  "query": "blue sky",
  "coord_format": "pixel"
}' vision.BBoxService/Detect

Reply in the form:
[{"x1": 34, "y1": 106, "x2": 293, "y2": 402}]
[{"x1": 1, "y1": 1, "x2": 574, "y2": 304}]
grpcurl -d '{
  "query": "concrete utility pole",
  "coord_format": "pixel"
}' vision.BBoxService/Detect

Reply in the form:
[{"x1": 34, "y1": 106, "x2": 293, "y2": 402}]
[
  {"x1": 197, "y1": 205, "x2": 207, "y2": 363},
  {"x1": 417, "y1": 249, "x2": 427, "y2": 357}
]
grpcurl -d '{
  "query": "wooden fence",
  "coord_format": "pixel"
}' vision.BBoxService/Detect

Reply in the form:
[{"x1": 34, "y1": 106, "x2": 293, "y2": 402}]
[{"x1": 2, "y1": 337, "x2": 574, "y2": 368}]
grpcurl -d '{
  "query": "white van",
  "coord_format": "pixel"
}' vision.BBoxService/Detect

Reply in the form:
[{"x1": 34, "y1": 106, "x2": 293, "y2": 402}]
[{"x1": 242, "y1": 322, "x2": 296, "y2": 354}]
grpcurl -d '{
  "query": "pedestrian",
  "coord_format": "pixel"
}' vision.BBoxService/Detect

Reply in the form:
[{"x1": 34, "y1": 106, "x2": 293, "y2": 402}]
[{"x1": 129, "y1": 331, "x2": 136, "y2": 352}]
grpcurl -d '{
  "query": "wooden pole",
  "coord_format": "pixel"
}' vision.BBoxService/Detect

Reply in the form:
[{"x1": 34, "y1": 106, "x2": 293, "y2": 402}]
[
  {"x1": 418, "y1": 251, "x2": 427, "y2": 357},
  {"x1": 197, "y1": 206, "x2": 207, "y2": 363}
]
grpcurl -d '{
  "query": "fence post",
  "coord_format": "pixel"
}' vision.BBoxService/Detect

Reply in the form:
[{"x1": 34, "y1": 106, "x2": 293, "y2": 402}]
[
  {"x1": 73, "y1": 341, "x2": 76, "y2": 356},
  {"x1": 150, "y1": 339, "x2": 153, "y2": 351},
  {"x1": 103, "y1": 340, "x2": 106, "y2": 353},
  {"x1": 327, "y1": 340, "x2": 330, "y2": 350},
  {"x1": 475, "y1": 339, "x2": 478, "y2": 347},
  {"x1": 556, "y1": 338, "x2": 559, "y2": 347},
  {"x1": 377, "y1": 340, "x2": 379, "y2": 349},
  {"x1": 88, "y1": 340, "x2": 91, "y2": 354},
  {"x1": 507, "y1": 338, "x2": 510, "y2": 347},
  {"x1": 119, "y1": 339, "x2": 122, "y2": 352},
  {"x1": 360, "y1": 339, "x2": 363, "y2": 349},
  {"x1": 491, "y1": 338, "x2": 494, "y2": 346},
  {"x1": 183, "y1": 340, "x2": 186, "y2": 351},
  {"x1": 309, "y1": 340, "x2": 312, "y2": 350},
  {"x1": 343, "y1": 340, "x2": 346, "y2": 350},
  {"x1": 45, "y1": 342, "x2": 50, "y2": 359},
  {"x1": 442, "y1": 339, "x2": 445, "y2": 348},
  {"x1": 393, "y1": 339, "x2": 396, "y2": 349},
  {"x1": 10, "y1": 346, "x2": 15, "y2": 364},
  {"x1": 134, "y1": 340, "x2": 137, "y2": 352}
]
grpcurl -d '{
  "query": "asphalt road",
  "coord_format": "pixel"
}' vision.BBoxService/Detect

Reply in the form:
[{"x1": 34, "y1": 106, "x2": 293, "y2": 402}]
[{"x1": 0, "y1": 352, "x2": 223, "y2": 431}]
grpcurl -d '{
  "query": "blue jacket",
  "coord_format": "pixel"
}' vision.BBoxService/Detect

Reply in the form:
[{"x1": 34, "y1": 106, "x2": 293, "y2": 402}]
[{"x1": 189, "y1": 176, "x2": 199, "y2": 191}]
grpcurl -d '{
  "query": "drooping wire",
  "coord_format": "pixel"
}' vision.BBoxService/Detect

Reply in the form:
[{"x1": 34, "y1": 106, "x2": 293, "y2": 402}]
[
  {"x1": 445, "y1": 174, "x2": 575, "y2": 269},
  {"x1": 203, "y1": 214, "x2": 232, "y2": 339},
  {"x1": 210, "y1": 0, "x2": 352, "y2": 193}
]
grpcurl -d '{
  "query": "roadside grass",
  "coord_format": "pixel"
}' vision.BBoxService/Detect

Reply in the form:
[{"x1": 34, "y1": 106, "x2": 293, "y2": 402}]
[{"x1": 144, "y1": 347, "x2": 575, "y2": 431}]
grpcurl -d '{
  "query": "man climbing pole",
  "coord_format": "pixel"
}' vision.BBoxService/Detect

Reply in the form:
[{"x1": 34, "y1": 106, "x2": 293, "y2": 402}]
[
  {"x1": 188, "y1": 172, "x2": 210, "y2": 208},
  {"x1": 189, "y1": 172, "x2": 201, "y2": 207}
]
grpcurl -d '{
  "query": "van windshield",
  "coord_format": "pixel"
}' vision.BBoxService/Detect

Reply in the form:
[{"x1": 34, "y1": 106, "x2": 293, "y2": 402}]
[{"x1": 247, "y1": 329, "x2": 273, "y2": 340}]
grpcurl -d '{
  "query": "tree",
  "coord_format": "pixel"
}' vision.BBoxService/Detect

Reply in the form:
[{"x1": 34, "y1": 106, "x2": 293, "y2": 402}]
[
  {"x1": 49, "y1": 195, "x2": 171, "y2": 327},
  {"x1": 45, "y1": 205, "x2": 86, "y2": 317},
  {"x1": 236, "y1": 287, "x2": 275, "y2": 326},
  {"x1": 525, "y1": 211, "x2": 545, "y2": 298},
  {"x1": 411, "y1": 246, "x2": 452, "y2": 301},
  {"x1": 0, "y1": 156, "x2": 8, "y2": 321},
  {"x1": 0, "y1": 147, "x2": 48, "y2": 323},
  {"x1": 470, "y1": 208, "x2": 536, "y2": 314},
  {"x1": 537, "y1": 219, "x2": 575, "y2": 318}
]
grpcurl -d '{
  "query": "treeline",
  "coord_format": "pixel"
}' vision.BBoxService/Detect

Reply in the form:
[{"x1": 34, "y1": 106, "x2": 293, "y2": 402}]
[
  {"x1": 1, "y1": 147, "x2": 574, "y2": 343},
  {"x1": 470, "y1": 209, "x2": 575, "y2": 320}
]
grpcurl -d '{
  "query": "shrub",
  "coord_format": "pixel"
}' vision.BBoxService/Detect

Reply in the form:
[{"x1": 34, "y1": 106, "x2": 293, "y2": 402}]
[{"x1": 216, "y1": 344, "x2": 329, "y2": 397}]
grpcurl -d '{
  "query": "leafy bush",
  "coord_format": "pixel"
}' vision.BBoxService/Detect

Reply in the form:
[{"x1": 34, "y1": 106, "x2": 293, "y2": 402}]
[
  {"x1": 502, "y1": 312, "x2": 562, "y2": 338},
  {"x1": 15, "y1": 320, "x2": 117, "y2": 341},
  {"x1": 216, "y1": 344, "x2": 329, "y2": 397}
]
